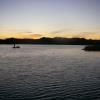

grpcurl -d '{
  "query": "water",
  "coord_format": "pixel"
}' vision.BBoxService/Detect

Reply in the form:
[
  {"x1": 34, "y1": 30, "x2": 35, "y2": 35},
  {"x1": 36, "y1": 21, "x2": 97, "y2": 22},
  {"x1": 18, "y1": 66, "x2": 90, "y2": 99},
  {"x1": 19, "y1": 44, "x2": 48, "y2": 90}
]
[{"x1": 0, "y1": 45, "x2": 100, "y2": 100}]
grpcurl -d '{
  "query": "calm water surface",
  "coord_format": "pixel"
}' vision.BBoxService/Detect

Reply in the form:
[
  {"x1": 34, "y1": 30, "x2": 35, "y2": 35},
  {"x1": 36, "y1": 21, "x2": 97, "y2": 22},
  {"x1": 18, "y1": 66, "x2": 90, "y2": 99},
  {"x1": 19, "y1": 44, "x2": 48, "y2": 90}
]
[{"x1": 0, "y1": 45, "x2": 100, "y2": 100}]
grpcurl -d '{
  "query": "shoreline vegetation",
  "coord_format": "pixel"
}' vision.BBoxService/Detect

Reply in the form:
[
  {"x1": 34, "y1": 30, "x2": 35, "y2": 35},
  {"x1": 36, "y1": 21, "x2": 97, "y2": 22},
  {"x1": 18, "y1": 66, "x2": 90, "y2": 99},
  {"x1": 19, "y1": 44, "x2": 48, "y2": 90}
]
[{"x1": 0, "y1": 37, "x2": 100, "y2": 45}]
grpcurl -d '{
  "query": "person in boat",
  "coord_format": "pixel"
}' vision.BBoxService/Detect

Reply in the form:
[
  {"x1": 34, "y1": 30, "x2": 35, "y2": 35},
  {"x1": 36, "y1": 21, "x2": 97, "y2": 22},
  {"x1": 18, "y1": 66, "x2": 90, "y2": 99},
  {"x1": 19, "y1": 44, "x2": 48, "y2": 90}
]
[{"x1": 12, "y1": 38, "x2": 20, "y2": 48}]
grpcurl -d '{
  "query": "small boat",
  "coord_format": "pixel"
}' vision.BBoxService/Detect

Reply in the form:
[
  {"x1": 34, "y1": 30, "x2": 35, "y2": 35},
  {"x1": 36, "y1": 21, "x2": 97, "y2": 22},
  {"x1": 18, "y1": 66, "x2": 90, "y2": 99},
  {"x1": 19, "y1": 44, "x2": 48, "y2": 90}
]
[
  {"x1": 12, "y1": 39, "x2": 20, "y2": 48},
  {"x1": 13, "y1": 46, "x2": 20, "y2": 48}
]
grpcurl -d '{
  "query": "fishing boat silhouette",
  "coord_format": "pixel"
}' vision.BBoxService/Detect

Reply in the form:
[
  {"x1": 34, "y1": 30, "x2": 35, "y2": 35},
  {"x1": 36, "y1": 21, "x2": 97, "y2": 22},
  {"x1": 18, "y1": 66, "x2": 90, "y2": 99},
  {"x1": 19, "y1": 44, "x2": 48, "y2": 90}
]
[{"x1": 12, "y1": 38, "x2": 20, "y2": 48}]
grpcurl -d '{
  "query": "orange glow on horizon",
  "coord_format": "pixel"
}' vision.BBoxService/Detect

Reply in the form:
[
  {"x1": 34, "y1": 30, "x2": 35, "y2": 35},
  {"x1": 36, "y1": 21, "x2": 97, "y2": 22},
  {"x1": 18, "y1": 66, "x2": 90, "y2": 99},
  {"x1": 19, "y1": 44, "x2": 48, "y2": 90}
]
[
  {"x1": 0, "y1": 33, "x2": 42, "y2": 39},
  {"x1": 0, "y1": 32, "x2": 100, "y2": 40}
]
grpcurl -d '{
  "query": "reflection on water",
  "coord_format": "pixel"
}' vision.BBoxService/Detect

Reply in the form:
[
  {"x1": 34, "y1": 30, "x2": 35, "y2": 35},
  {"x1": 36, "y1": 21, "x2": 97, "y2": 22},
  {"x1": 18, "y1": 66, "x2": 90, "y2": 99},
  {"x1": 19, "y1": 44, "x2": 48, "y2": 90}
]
[{"x1": 0, "y1": 45, "x2": 100, "y2": 100}]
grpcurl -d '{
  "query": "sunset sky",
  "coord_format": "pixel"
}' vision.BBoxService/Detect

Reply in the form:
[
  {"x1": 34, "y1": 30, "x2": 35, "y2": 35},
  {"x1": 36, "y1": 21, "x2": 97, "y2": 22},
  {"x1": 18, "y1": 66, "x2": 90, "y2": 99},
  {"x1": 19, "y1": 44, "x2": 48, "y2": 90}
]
[{"x1": 0, "y1": 0, "x2": 100, "y2": 39}]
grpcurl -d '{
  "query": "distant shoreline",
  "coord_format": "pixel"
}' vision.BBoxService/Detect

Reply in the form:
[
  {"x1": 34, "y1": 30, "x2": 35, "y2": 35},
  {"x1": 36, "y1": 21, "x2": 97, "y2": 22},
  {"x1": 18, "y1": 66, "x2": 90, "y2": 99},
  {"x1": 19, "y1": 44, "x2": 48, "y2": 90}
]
[{"x1": 0, "y1": 37, "x2": 100, "y2": 45}]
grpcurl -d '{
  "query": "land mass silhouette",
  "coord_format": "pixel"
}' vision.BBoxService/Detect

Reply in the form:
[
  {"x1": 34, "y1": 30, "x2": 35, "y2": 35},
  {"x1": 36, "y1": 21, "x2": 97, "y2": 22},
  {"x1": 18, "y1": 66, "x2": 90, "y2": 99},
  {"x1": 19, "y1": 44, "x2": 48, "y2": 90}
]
[
  {"x1": 0, "y1": 37, "x2": 100, "y2": 45},
  {"x1": 83, "y1": 45, "x2": 100, "y2": 51}
]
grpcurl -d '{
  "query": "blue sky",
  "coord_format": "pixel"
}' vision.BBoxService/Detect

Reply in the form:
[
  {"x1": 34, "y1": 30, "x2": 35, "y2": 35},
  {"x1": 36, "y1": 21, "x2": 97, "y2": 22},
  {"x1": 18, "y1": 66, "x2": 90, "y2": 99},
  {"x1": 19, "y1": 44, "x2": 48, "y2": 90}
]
[{"x1": 0, "y1": 0, "x2": 100, "y2": 39}]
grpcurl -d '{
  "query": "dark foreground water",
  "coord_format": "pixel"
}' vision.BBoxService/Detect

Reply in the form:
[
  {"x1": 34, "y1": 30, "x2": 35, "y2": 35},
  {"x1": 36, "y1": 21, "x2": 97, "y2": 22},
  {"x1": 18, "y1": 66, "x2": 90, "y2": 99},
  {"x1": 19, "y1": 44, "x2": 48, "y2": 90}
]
[{"x1": 0, "y1": 45, "x2": 100, "y2": 100}]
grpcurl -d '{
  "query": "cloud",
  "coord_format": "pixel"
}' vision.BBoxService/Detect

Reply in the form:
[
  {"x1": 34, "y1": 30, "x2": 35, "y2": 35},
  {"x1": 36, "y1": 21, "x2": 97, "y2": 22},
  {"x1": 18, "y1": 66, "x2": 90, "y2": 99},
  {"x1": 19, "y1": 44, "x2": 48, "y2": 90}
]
[
  {"x1": 25, "y1": 31, "x2": 33, "y2": 34},
  {"x1": 0, "y1": 29, "x2": 42, "y2": 39},
  {"x1": 28, "y1": 34, "x2": 42, "y2": 39},
  {"x1": 49, "y1": 30, "x2": 65, "y2": 34},
  {"x1": 20, "y1": 31, "x2": 34, "y2": 34},
  {"x1": 0, "y1": 26, "x2": 35, "y2": 34},
  {"x1": 0, "y1": 27, "x2": 42, "y2": 39},
  {"x1": 75, "y1": 32, "x2": 100, "y2": 39},
  {"x1": 19, "y1": 31, "x2": 42, "y2": 39},
  {"x1": 12, "y1": 33, "x2": 42, "y2": 39}
]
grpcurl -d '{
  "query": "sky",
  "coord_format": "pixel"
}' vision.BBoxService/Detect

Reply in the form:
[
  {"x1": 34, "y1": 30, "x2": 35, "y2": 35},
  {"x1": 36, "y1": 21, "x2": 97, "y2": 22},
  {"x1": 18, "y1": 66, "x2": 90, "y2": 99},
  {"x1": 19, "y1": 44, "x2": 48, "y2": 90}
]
[{"x1": 0, "y1": 0, "x2": 100, "y2": 39}]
